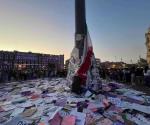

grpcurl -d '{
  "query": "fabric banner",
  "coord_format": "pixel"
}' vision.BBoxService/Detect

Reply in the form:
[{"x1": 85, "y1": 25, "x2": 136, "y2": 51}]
[{"x1": 67, "y1": 29, "x2": 101, "y2": 89}]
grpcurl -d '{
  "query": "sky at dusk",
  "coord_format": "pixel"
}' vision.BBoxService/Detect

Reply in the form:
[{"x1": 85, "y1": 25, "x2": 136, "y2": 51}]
[{"x1": 0, "y1": 0, "x2": 150, "y2": 63}]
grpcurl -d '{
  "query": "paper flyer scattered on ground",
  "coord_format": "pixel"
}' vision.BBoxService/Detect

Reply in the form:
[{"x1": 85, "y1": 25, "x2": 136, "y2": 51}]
[
  {"x1": 108, "y1": 97, "x2": 122, "y2": 107},
  {"x1": 10, "y1": 108, "x2": 24, "y2": 117},
  {"x1": 2, "y1": 105, "x2": 16, "y2": 111},
  {"x1": 84, "y1": 90, "x2": 92, "y2": 97},
  {"x1": 47, "y1": 106, "x2": 62, "y2": 120},
  {"x1": 4, "y1": 116, "x2": 32, "y2": 125},
  {"x1": 38, "y1": 116, "x2": 49, "y2": 125},
  {"x1": 17, "y1": 101, "x2": 33, "y2": 108},
  {"x1": 0, "y1": 78, "x2": 150, "y2": 125},
  {"x1": 131, "y1": 103, "x2": 150, "y2": 114},
  {"x1": 71, "y1": 110, "x2": 86, "y2": 125},
  {"x1": 61, "y1": 116, "x2": 76, "y2": 125}
]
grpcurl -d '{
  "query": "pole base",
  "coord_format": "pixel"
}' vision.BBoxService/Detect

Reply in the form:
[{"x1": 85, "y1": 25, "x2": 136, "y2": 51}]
[{"x1": 71, "y1": 76, "x2": 84, "y2": 95}]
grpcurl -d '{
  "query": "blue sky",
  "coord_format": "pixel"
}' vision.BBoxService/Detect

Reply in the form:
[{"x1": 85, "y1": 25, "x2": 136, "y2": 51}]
[{"x1": 0, "y1": 0, "x2": 150, "y2": 63}]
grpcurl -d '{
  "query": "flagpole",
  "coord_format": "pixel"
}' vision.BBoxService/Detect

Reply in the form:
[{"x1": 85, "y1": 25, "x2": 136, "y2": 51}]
[
  {"x1": 75, "y1": 0, "x2": 87, "y2": 59},
  {"x1": 71, "y1": 0, "x2": 87, "y2": 94},
  {"x1": 70, "y1": 0, "x2": 101, "y2": 94}
]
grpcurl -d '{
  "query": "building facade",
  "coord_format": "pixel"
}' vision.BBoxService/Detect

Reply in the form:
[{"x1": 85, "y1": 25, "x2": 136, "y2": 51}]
[
  {"x1": 0, "y1": 51, "x2": 64, "y2": 71},
  {"x1": 145, "y1": 28, "x2": 150, "y2": 67},
  {"x1": 101, "y1": 61, "x2": 126, "y2": 69},
  {"x1": 0, "y1": 51, "x2": 64, "y2": 82}
]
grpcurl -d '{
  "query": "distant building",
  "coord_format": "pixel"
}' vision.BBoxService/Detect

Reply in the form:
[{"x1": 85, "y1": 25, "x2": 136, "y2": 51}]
[
  {"x1": 0, "y1": 51, "x2": 64, "y2": 72},
  {"x1": 145, "y1": 28, "x2": 150, "y2": 67},
  {"x1": 101, "y1": 61, "x2": 126, "y2": 69},
  {"x1": 0, "y1": 51, "x2": 15, "y2": 71}
]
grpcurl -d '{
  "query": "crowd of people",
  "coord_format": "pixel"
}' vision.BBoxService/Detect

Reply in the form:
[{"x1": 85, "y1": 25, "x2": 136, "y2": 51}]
[
  {"x1": 0, "y1": 70, "x2": 59, "y2": 83},
  {"x1": 100, "y1": 66, "x2": 150, "y2": 87},
  {"x1": 0, "y1": 66, "x2": 149, "y2": 87}
]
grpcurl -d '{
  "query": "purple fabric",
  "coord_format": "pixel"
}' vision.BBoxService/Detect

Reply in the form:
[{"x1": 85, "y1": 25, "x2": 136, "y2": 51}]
[
  {"x1": 21, "y1": 91, "x2": 33, "y2": 96},
  {"x1": 108, "y1": 83, "x2": 119, "y2": 90}
]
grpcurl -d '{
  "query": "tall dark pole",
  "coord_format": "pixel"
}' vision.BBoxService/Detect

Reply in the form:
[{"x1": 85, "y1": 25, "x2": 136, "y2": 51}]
[
  {"x1": 71, "y1": 0, "x2": 87, "y2": 94},
  {"x1": 75, "y1": 0, "x2": 87, "y2": 59},
  {"x1": 75, "y1": 0, "x2": 87, "y2": 35}
]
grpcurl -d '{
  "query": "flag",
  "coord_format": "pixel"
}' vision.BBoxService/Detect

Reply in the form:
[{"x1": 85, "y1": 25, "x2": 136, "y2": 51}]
[{"x1": 67, "y1": 29, "x2": 101, "y2": 93}]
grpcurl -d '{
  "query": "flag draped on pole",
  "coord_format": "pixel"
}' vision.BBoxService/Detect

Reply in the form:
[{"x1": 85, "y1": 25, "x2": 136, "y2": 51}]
[
  {"x1": 67, "y1": 29, "x2": 101, "y2": 94},
  {"x1": 67, "y1": 0, "x2": 101, "y2": 94}
]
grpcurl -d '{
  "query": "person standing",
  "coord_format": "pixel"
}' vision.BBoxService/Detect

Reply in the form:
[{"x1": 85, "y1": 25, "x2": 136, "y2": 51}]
[
  {"x1": 135, "y1": 67, "x2": 144, "y2": 85},
  {"x1": 130, "y1": 67, "x2": 135, "y2": 86}
]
